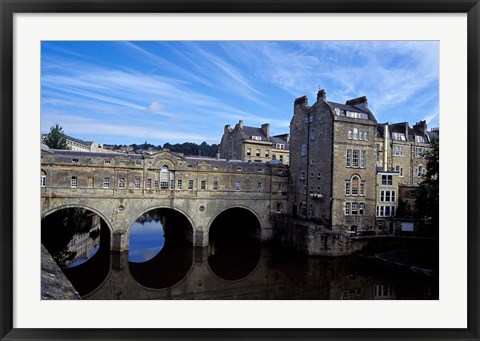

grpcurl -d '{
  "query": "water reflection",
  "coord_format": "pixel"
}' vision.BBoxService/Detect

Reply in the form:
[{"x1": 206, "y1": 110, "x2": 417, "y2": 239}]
[
  {"x1": 42, "y1": 209, "x2": 438, "y2": 300},
  {"x1": 129, "y1": 220, "x2": 165, "y2": 263},
  {"x1": 42, "y1": 208, "x2": 102, "y2": 268}
]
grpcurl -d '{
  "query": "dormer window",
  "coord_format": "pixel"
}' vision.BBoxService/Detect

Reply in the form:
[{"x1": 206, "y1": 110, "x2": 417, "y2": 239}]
[
  {"x1": 392, "y1": 132, "x2": 406, "y2": 141},
  {"x1": 415, "y1": 135, "x2": 425, "y2": 143},
  {"x1": 251, "y1": 136, "x2": 262, "y2": 141},
  {"x1": 275, "y1": 143, "x2": 285, "y2": 150}
]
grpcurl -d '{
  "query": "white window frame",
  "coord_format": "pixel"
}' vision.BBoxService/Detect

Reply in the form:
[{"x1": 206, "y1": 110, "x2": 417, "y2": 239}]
[
  {"x1": 41, "y1": 175, "x2": 46, "y2": 187},
  {"x1": 71, "y1": 176, "x2": 78, "y2": 188},
  {"x1": 103, "y1": 177, "x2": 110, "y2": 189}
]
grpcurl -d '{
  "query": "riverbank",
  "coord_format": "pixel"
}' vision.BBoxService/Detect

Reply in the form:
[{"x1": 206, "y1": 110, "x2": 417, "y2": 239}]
[{"x1": 41, "y1": 244, "x2": 80, "y2": 300}]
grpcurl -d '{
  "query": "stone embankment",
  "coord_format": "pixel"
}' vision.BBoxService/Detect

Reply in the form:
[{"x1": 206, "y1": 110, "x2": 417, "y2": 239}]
[{"x1": 41, "y1": 245, "x2": 80, "y2": 300}]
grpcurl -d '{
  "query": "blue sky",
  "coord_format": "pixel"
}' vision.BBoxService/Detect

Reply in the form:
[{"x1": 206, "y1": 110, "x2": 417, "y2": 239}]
[{"x1": 41, "y1": 41, "x2": 439, "y2": 146}]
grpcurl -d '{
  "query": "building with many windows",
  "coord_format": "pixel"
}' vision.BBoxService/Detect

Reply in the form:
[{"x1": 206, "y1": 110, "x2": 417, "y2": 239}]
[
  {"x1": 287, "y1": 89, "x2": 438, "y2": 239},
  {"x1": 218, "y1": 120, "x2": 290, "y2": 165}
]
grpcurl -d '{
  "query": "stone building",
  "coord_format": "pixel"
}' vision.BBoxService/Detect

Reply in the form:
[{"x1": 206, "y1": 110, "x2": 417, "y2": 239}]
[
  {"x1": 289, "y1": 89, "x2": 378, "y2": 234},
  {"x1": 218, "y1": 120, "x2": 290, "y2": 165}
]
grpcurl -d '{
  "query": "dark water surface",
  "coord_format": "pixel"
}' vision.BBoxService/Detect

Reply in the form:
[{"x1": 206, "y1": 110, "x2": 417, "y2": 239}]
[{"x1": 41, "y1": 209, "x2": 438, "y2": 300}]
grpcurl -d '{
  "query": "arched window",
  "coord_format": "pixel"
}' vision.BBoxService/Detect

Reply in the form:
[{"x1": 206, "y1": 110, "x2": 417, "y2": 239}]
[
  {"x1": 160, "y1": 165, "x2": 170, "y2": 189},
  {"x1": 40, "y1": 170, "x2": 46, "y2": 187},
  {"x1": 345, "y1": 175, "x2": 365, "y2": 196}
]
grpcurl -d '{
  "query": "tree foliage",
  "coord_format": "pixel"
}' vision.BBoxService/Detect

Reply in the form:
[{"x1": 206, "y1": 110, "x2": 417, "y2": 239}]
[
  {"x1": 44, "y1": 123, "x2": 70, "y2": 150},
  {"x1": 415, "y1": 136, "x2": 439, "y2": 228}
]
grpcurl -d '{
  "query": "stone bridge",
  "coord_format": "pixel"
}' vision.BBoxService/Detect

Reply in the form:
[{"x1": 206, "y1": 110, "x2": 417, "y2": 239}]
[{"x1": 41, "y1": 148, "x2": 289, "y2": 251}]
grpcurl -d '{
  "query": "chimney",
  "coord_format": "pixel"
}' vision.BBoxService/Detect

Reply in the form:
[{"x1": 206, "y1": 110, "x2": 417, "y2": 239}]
[
  {"x1": 239, "y1": 120, "x2": 244, "y2": 129},
  {"x1": 224, "y1": 124, "x2": 231, "y2": 134},
  {"x1": 346, "y1": 96, "x2": 368, "y2": 110},
  {"x1": 317, "y1": 89, "x2": 326, "y2": 101},
  {"x1": 294, "y1": 95, "x2": 308, "y2": 107},
  {"x1": 216, "y1": 149, "x2": 220, "y2": 159},
  {"x1": 414, "y1": 120, "x2": 428, "y2": 135},
  {"x1": 261, "y1": 123, "x2": 270, "y2": 139}
]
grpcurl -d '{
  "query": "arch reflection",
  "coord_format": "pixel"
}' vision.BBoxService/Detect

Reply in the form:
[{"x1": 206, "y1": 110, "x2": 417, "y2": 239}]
[
  {"x1": 41, "y1": 207, "x2": 111, "y2": 296},
  {"x1": 208, "y1": 207, "x2": 261, "y2": 281}
]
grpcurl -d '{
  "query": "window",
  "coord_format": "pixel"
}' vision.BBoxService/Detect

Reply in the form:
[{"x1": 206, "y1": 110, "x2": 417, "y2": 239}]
[
  {"x1": 309, "y1": 186, "x2": 314, "y2": 194},
  {"x1": 363, "y1": 132, "x2": 368, "y2": 141},
  {"x1": 345, "y1": 202, "x2": 351, "y2": 215},
  {"x1": 177, "y1": 179, "x2": 182, "y2": 189},
  {"x1": 347, "y1": 149, "x2": 366, "y2": 168},
  {"x1": 104, "y1": 160, "x2": 111, "y2": 165},
  {"x1": 41, "y1": 175, "x2": 46, "y2": 187},
  {"x1": 72, "y1": 158, "x2": 79, "y2": 165},
  {"x1": 251, "y1": 136, "x2": 262, "y2": 140},
  {"x1": 352, "y1": 150, "x2": 359, "y2": 167},
  {"x1": 188, "y1": 180, "x2": 194, "y2": 190},
  {"x1": 395, "y1": 165, "x2": 404, "y2": 177},
  {"x1": 394, "y1": 145, "x2": 404, "y2": 156},
  {"x1": 301, "y1": 144, "x2": 307, "y2": 156},
  {"x1": 265, "y1": 150, "x2": 270, "y2": 158},
  {"x1": 278, "y1": 183, "x2": 283, "y2": 191},
  {"x1": 246, "y1": 148, "x2": 251, "y2": 156},
  {"x1": 415, "y1": 135, "x2": 424, "y2": 143},
  {"x1": 257, "y1": 182, "x2": 262, "y2": 192},
  {"x1": 103, "y1": 177, "x2": 110, "y2": 188},
  {"x1": 380, "y1": 190, "x2": 396, "y2": 202},
  {"x1": 134, "y1": 177, "x2": 141, "y2": 189},
  {"x1": 345, "y1": 182, "x2": 351, "y2": 195},
  {"x1": 416, "y1": 147, "x2": 425, "y2": 158},
  {"x1": 146, "y1": 178, "x2": 152, "y2": 189},
  {"x1": 118, "y1": 177, "x2": 125, "y2": 188},
  {"x1": 213, "y1": 180, "x2": 219, "y2": 191},
  {"x1": 360, "y1": 150, "x2": 366, "y2": 168},
  {"x1": 381, "y1": 175, "x2": 393, "y2": 186},
  {"x1": 351, "y1": 202, "x2": 358, "y2": 215},
  {"x1": 353, "y1": 128, "x2": 358, "y2": 140},
  {"x1": 317, "y1": 172, "x2": 321, "y2": 179},
  {"x1": 235, "y1": 181, "x2": 241, "y2": 191},
  {"x1": 346, "y1": 149, "x2": 352, "y2": 167},
  {"x1": 276, "y1": 143, "x2": 285, "y2": 149},
  {"x1": 71, "y1": 176, "x2": 78, "y2": 188},
  {"x1": 392, "y1": 132, "x2": 406, "y2": 141},
  {"x1": 279, "y1": 155, "x2": 284, "y2": 162},
  {"x1": 351, "y1": 176, "x2": 359, "y2": 195},
  {"x1": 201, "y1": 180, "x2": 206, "y2": 190},
  {"x1": 154, "y1": 180, "x2": 159, "y2": 189},
  {"x1": 311, "y1": 129, "x2": 316, "y2": 140},
  {"x1": 160, "y1": 165, "x2": 170, "y2": 188},
  {"x1": 316, "y1": 186, "x2": 321, "y2": 194},
  {"x1": 256, "y1": 149, "x2": 261, "y2": 157},
  {"x1": 376, "y1": 144, "x2": 381, "y2": 162},
  {"x1": 300, "y1": 171, "x2": 306, "y2": 180}
]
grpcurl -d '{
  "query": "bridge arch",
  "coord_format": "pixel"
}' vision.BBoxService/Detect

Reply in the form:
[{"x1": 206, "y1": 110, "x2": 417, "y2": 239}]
[
  {"x1": 127, "y1": 205, "x2": 196, "y2": 245},
  {"x1": 42, "y1": 204, "x2": 114, "y2": 234},
  {"x1": 207, "y1": 205, "x2": 263, "y2": 239}
]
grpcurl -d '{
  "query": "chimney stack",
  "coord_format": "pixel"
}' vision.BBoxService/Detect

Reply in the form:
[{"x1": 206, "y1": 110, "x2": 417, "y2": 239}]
[
  {"x1": 239, "y1": 120, "x2": 244, "y2": 129},
  {"x1": 346, "y1": 96, "x2": 368, "y2": 110},
  {"x1": 317, "y1": 89, "x2": 326, "y2": 101},
  {"x1": 294, "y1": 95, "x2": 308, "y2": 107},
  {"x1": 261, "y1": 123, "x2": 270, "y2": 139}
]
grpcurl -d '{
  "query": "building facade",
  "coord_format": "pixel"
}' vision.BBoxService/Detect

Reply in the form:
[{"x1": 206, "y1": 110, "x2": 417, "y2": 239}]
[
  {"x1": 288, "y1": 89, "x2": 438, "y2": 237},
  {"x1": 218, "y1": 120, "x2": 290, "y2": 165}
]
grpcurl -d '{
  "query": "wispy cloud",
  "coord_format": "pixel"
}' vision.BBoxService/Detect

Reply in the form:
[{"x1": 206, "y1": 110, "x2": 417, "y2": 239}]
[{"x1": 41, "y1": 41, "x2": 439, "y2": 145}]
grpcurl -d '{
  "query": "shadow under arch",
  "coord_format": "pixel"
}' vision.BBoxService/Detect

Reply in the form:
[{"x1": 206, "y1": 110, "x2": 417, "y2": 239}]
[
  {"x1": 207, "y1": 206, "x2": 262, "y2": 282},
  {"x1": 41, "y1": 206, "x2": 112, "y2": 297},
  {"x1": 127, "y1": 206, "x2": 196, "y2": 289}
]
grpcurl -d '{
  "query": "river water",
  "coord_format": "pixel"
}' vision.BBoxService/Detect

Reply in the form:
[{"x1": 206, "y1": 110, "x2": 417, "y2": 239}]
[{"x1": 41, "y1": 208, "x2": 438, "y2": 300}]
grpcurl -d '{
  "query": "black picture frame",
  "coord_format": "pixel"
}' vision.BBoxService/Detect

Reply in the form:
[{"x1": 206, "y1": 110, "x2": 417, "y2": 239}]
[{"x1": 1, "y1": 1, "x2": 479, "y2": 340}]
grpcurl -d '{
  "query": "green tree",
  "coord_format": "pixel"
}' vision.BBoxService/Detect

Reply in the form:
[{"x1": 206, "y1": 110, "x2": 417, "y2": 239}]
[
  {"x1": 44, "y1": 123, "x2": 70, "y2": 150},
  {"x1": 415, "y1": 136, "x2": 439, "y2": 231}
]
